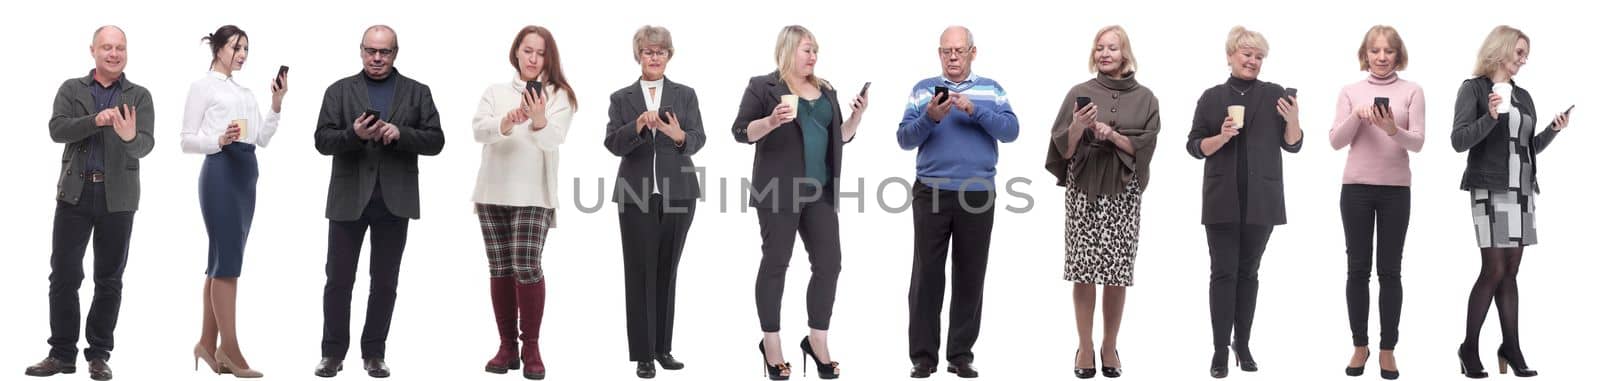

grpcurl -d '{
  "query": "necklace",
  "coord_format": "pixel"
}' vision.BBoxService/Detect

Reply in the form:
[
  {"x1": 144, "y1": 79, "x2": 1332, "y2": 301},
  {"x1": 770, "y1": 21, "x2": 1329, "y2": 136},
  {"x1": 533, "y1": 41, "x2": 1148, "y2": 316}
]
[{"x1": 1227, "y1": 82, "x2": 1255, "y2": 96}]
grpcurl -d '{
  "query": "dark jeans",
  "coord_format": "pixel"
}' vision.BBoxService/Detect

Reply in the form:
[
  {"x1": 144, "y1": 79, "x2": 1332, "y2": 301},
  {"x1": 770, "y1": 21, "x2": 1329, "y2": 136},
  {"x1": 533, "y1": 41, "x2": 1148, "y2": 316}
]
[
  {"x1": 754, "y1": 198, "x2": 841, "y2": 333},
  {"x1": 1340, "y1": 184, "x2": 1410, "y2": 349},
  {"x1": 618, "y1": 195, "x2": 696, "y2": 361},
  {"x1": 907, "y1": 184, "x2": 994, "y2": 367},
  {"x1": 322, "y1": 195, "x2": 410, "y2": 360},
  {"x1": 1205, "y1": 223, "x2": 1273, "y2": 348},
  {"x1": 47, "y1": 182, "x2": 134, "y2": 362}
]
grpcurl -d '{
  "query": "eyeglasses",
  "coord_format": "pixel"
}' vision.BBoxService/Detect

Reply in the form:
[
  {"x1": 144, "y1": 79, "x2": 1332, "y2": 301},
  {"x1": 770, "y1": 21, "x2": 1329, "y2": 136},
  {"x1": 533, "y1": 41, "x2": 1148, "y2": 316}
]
[
  {"x1": 938, "y1": 47, "x2": 972, "y2": 57},
  {"x1": 361, "y1": 46, "x2": 396, "y2": 58},
  {"x1": 639, "y1": 49, "x2": 670, "y2": 58}
]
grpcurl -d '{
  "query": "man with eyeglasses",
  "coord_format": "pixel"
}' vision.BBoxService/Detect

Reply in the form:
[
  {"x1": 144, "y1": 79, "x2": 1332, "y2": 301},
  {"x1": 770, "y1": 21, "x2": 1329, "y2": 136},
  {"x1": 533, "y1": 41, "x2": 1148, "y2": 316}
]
[
  {"x1": 311, "y1": 24, "x2": 445, "y2": 379},
  {"x1": 895, "y1": 25, "x2": 1019, "y2": 379},
  {"x1": 26, "y1": 25, "x2": 154, "y2": 381}
]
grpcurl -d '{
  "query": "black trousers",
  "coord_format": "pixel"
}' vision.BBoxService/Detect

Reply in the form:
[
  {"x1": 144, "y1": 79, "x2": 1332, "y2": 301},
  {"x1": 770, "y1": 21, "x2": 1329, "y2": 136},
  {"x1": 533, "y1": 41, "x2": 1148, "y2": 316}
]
[
  {"x1": 619, "y1": 195, "x2": 696, "y2": 361},
  {"x1": 1205, "y1": 223, "x2": 1273, "y2": 348},
  {"x1": 322, "y1": 194, "x2": 410, "y2": 360},
  {"x1": 907, "y1": 184, "x2": 994, "y2": 367},
  {"x1": 47, "y1": 182, "x2": 134, "y2": 362},
  {"x1": 1340, "y1": 184, "x2": 1410, "y2": 349},
  {"x1": 754, "y1": 198, "x2": 842, "y2": 333}
]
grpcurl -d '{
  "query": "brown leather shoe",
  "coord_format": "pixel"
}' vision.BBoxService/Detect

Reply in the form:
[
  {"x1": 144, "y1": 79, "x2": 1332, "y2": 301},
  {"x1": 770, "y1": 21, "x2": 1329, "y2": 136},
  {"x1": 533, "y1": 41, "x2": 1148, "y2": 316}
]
[
  {"x1": 87, "y1": 359, "x2": 112, "y2": 381},
  {"x1": 24, "y1": 357, "x2": 76, "y2": 377}
]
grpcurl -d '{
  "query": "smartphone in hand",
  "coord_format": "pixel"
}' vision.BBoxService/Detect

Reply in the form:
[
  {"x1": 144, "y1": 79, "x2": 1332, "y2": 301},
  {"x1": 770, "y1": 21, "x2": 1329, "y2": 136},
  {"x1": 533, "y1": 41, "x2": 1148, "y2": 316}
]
[
  {"x1": 1283, "y1": 88, "x2": 1298, "y2": 104},
  {"x1": 276, "y1": 65, "x2": 289, "y2": 89},
  {"x1": 659, "y1": 105, "x2": 673, "y2": 124},
  {"x1": 933, "y1": 86, "x2": 949, "y2": 104},
  {"x1": 527, "y1": 81, "x2": 545, "y2": 98},
  {"x1": 859, "y1": 82, "x2": 872, "y2": 97},
  {"x1": 1076, "y1": 96, "x2": 1092, "y2": 111}
]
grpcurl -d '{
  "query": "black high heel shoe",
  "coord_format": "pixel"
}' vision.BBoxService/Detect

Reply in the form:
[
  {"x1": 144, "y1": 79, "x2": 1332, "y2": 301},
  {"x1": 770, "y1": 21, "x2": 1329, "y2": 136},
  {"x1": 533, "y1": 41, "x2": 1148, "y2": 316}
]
[
  {"x1": 1231, "y1": 343, "x2": 1258, "y2": 372},
  {"x1": 798, "y1": 336, "x2": 839, "y2": 380},
  {"x1": 1379, "y1": 349, "x2": 1400, "y2": 380},
  {"x1": 1496, "y1": 344, "x2": 1537, "y2": 377},
  {"x1": 1073, "y1": 349, "x2": 1096, "y2": 379},
  {"x1": 1101, "y1": 350, "x2": 1121, "y2": 378},
  {"x1": 1210, "y1": 348, "x2": 1228, "y2": 379},
  {"x1": 757, "y1": 341, "x2": 791, "y2": 381},
  {"x1": 1346, "y1": 348, "x2": 1370, "y2": 377},
  {"x1": 1458, "y1": 343, "x2": 1488, "y2": 379}
]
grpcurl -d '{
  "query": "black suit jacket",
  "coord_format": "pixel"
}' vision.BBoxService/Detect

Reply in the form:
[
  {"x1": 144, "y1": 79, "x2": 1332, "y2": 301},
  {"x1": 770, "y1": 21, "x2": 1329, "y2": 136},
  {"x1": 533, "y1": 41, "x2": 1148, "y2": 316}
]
[
  {"x1": 604, "y1": 77, "x2": 706, "y2": 203},
  {"x1": 1186, "y1": 80, "x2": 1302, "y2": 226},
  {"x1": 49, "y1": 73, "x2": 156, "y2": 213},
  {"x1": 731, "y1": 72, "x2": 849, "y2": 211},
  {"x1": 313, "y1": 70, "x2": 446, "y2": 221}
]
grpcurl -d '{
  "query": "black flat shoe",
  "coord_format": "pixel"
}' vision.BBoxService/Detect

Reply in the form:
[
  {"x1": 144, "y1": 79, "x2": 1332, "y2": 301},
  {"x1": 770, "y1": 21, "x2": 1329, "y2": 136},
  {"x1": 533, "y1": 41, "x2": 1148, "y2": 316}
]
[
  {"x1": 757, "y1": 341, "x2": 790, "y2": 381},
  {"x1": 1074, "y1": 349, "x2": 1096, "y2": 379},
  {"x1": 1231, "y1": 343, "x2": 1258, "y2": 372},
  {"x1": 655, "y1": 353, "x2": 684, "y2": 371},
  {"x1": 1101, "y1": 350, "x2": 1121, "y2": 378},
  {"x1": 1496, "y1": 344, "x2": 1537, "y2": 377},
  {"x1": 1210, "y1": 349, "x2": 1228, "y2": 379},
  {"x1": 313, "y1": 357, "x2": 342, "y2": 378},
  {"x1": 635, "y1": 361, "x2": 656, "y2": 379},
  {"x1": 947, "y1": 363, "x2": 979, "y2": 378},
  {"x1": 1347, "y1": 348, "x2": 1370, "y2": 376},
  {"x1": 799, "y1": 336, "x2": 839, "y2": 379}
]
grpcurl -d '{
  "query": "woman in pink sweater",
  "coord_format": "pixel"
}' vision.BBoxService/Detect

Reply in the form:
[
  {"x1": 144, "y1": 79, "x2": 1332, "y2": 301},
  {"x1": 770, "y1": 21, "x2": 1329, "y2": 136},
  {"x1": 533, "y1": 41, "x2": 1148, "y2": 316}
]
[{"x1": 1328, "y1": 25, "x2": 1423, "y2": 381}]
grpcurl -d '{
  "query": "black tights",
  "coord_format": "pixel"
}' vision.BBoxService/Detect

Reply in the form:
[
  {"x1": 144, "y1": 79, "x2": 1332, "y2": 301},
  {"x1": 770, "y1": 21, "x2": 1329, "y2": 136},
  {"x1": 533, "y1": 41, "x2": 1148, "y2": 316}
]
[{"x1": 1462, "y1": 247, "x2": 1526, "y2": 363}]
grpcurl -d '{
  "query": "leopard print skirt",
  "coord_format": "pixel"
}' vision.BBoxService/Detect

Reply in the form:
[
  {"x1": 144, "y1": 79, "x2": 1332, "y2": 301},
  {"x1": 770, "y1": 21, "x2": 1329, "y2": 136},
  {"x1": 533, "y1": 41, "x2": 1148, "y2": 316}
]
[{"x1": 1063, "y1": 174, "x2": 1142, "y2": 286}]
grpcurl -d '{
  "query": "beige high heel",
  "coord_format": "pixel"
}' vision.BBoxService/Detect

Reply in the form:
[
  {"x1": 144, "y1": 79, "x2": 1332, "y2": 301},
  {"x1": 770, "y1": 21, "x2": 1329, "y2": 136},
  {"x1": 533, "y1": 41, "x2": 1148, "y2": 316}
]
[
  {"x1": 215, "y1": 351, "x2": 263, "y2": 378},
  {"x1": 193, "y1": 344, "x2": 220, "y2": 374}
]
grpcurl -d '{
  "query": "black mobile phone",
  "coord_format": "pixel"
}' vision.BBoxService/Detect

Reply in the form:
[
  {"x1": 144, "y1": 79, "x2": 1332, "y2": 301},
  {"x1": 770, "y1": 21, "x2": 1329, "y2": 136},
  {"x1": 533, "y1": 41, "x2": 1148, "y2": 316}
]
[
  {"x1": 1563, "y1": 105, "x2": 1575, "y2": 116},
  {"x1": 276, "y1": 65, "x2": 289, "y2": 88},
  {"x1": 1284, "y1": 88, "x2": 1298, "y2": 103},
  {"x1": 933, "y1": 86, "x2": 949, "y2": 104},
  {"x1": 659, "y1": 105, "x2": 673, "y2": 123},
  {"x1": 859, "y1": 82, "x2": 872, "y2": 97},
  {"x1": 361, "y1": 109, "x2": 380, "y2": 125},
  {"x1": 528, "y1": 81, "x2": 545, "y2": 97},
  {"x1": 1075, "y1": 96, "x2": 1092, "y2": 111}
]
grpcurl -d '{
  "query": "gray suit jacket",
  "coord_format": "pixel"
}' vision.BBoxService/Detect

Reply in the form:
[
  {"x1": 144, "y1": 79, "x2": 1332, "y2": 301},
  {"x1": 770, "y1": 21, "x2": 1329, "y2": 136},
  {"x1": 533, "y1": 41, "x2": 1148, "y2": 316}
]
[
  {"x1": 49, "y1": 73, "x2": 156, "y2": 213},
  {"x1": 603, "y1": 77, "x2": 706, "y2": 203},
  {"x1": 313, "y1": 70, "x2": 445, "y2": 221}
]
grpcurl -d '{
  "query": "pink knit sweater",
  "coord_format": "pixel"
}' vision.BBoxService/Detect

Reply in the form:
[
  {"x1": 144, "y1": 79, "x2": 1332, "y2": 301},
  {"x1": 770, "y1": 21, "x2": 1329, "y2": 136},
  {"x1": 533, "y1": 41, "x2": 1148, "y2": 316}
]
[{"x1": 1329, "y1": 73, "x2": 1425, "y2": 186}]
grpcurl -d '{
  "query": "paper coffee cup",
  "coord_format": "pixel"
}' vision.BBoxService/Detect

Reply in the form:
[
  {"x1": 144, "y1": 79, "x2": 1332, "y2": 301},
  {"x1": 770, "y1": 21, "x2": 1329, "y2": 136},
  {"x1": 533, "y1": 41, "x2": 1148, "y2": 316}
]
[
  {"x1": 1227, "y1": 105, "x2": 1246, "y2": 130},
  {"x1": 780, "y1": 94, "x2": 799, "y2": 111},
  {"x1": 232, "y1": 118, "x2": 248, "y2": 141},
  {"x1": 1491, "y1": 83, "x2": 1513, "y2": 114}
]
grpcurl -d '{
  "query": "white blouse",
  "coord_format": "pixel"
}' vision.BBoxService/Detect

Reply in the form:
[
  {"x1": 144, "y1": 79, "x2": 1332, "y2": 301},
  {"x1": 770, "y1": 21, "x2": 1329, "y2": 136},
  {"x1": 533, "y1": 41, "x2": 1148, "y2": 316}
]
[
  {"x1": 180, "y1": 70, "x2": 280, "y2": 154},
  {"x1": 470, "y1": 76, "x2": 574, "y2": 209}
]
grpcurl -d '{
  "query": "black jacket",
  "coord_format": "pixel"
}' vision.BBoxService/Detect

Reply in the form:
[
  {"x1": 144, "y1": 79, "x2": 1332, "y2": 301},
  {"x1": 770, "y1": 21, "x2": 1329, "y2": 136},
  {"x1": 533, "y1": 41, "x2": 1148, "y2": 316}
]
[
  {"x1": 731, "y1": 72, "x2": 850, "y2": 211},
  {"x1": 313, "y1": 70, "x2": 446, "y2": 221},
  {"x1": 49, "y1": 73, "x2": 156, "y2": 213},
  {"x1": 1186, "y1": 78, "x2": 1302, "y2": 226},
  {"x1": 604, "y1": 77, "x2": 706, "y2": 203},
  {"x1": 1450, "y1": 76, "x2": 1559, "y2": 192}
]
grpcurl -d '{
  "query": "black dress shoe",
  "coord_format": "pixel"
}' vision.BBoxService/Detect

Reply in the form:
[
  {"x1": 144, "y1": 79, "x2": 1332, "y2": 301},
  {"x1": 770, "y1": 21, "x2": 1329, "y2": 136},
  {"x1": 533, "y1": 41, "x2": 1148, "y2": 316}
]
[
  {"x1": 1101, "y1": 350, "x2": 1122, "y2": 378},
  {"x1": 909, "y1": 364, "x2": 935, "y2": 378},
  {"x1": 947, "y1": 363, "x2": 979, "y2": 378},
  {"x1": 363, "y1": 358, "x2": 391, "y2": 378},
  {"x1": 1074, "y1": 350, "x2": 1096, "y2": 379},
  {"x1": 1231, "y1": 344, "x2": 1258, "y2": 372},
  {"x1": 314, "y1": 357, "x2": 343, "y2": 378},
  {"x1": 636, "y1": 361, "x2": 656, "y2": 379},
  {"x1": 655, "y1": 353, "x2": 684, "y2": 370},
  {"x1": 24, "y1": 357, "x2": 75, "y2": 377},
  {"x1": 87, "y1": 359, "x2": 112, "y2": 381},
  {"x1": 1210, "y1": 349, "x2": 1229, "y2": 379}
]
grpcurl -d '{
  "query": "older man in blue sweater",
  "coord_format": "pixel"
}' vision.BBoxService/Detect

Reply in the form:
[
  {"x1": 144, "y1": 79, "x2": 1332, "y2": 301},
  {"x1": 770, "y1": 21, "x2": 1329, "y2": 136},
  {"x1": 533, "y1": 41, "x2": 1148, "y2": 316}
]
[{"x1": 896, "y1": 25, "x2": 1019, "y2": 379}]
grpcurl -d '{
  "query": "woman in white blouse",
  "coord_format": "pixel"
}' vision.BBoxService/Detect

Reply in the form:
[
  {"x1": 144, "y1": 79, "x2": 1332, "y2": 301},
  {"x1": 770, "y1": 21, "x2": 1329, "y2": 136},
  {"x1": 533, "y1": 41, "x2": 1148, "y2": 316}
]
[
  {"x1": 179, "y1": 25, "x2": 283, "y2": 379},
  {"x1": 469, "y1": 25, "x2": 576, "y2": 380}
]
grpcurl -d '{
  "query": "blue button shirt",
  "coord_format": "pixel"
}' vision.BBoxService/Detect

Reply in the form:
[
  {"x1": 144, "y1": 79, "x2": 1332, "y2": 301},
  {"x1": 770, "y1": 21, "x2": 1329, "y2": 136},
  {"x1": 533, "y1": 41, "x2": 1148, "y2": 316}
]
[{"x1": 86, "y1": 71, "x2": 124, "y2": 174}]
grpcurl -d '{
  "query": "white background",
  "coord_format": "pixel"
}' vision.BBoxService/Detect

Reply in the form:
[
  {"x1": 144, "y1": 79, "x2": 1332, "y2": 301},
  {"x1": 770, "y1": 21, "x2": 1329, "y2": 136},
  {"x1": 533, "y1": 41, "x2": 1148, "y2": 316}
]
[{"x1": 2, "y1": 0, "x2": 1596, "y2": 380}]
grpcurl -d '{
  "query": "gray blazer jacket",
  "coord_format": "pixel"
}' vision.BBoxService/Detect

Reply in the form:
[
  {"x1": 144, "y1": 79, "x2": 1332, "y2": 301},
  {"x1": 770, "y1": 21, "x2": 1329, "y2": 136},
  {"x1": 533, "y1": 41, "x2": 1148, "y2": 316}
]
[
  {"x1": 313, "y1": 71, "x2": 445, "y2": 221},
  {"x1": 49, "y1": 73, "x2": 156, "y2": 213},
  {"x1": 603, "y1": 77, "x2": 706, "y2": 203}
]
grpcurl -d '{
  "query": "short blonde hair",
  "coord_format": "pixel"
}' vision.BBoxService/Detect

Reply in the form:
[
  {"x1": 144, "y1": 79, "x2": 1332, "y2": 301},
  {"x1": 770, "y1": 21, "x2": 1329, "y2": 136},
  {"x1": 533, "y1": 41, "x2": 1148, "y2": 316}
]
[
  {"x1": 1088, "y1": 25, "x2": 1137, "y2": 75},
  {"x1": 632, "y1": 25, "x2": 674, "y2": 63},
  {"x1": 1358, "y1": 25, "x2": 1408, "y2": 71},
  {"x1": 774, "y1": 25, "x2": 830, "y2": 91},
  {"x1": 1224, "y1": 26, "x2": 1269, "y2": 58},
  {"x1": 1472, "y1": 25, "x2": 1529, "y2": 78}
]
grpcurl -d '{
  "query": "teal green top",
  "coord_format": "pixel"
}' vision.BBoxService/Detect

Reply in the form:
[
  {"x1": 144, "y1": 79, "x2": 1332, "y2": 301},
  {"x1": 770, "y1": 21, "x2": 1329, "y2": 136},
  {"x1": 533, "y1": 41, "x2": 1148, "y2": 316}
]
[{"x1": 799, "y1": 95, "x2": 834, "y2": 188}]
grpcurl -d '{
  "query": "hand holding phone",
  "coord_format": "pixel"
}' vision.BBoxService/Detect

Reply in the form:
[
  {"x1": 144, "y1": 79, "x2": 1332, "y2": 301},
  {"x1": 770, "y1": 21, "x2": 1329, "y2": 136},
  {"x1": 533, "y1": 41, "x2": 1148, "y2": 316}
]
[
  {"x1": 859, "y1": 82, "x2": 872, "y2": 97},
  {"x1": 527, "y1": 81, "x2": 545, "y2": 98},
  {"x1": 1075, "y1": 96, "x2": 1092, "y2": 111},
  {"x1": 276, "y1": 65, "x2": 289, "y2": 89},
  {"x1": 659, "y1": 105, "x2": 674, "y2": 124},
  {"x1": 1283, "y1": 88, "x2": 1298, "y2": 104},
  {"x1": 933, "y1": 86, "x2": 949, "y2": 104}
]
